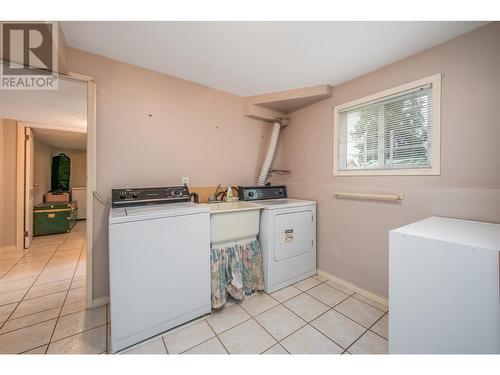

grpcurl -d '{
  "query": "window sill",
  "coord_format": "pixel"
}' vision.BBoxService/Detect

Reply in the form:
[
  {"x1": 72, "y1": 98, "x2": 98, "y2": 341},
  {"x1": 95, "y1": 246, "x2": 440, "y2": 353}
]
[{"x1": 333, "y1": 167, "x2": 440, "y2": 176}]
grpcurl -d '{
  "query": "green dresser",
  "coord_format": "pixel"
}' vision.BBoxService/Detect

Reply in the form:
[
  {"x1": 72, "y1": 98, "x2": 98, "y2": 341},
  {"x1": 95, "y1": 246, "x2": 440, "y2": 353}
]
[{"x1": 33, "y1": 201, "x2": 78, "y2": 236}]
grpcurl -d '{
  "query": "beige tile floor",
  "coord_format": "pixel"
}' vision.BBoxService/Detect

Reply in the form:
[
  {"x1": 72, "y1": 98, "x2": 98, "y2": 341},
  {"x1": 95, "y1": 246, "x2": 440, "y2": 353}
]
[
  {"x1": 0, "y1": 221, "x2": 107, "y2": 354},
  {"x1": 121, "y1": 276, "x2": 389, "y2": 355},
  {"x1": 1, "y1": 221, "x2": 388, "y2": 354}
]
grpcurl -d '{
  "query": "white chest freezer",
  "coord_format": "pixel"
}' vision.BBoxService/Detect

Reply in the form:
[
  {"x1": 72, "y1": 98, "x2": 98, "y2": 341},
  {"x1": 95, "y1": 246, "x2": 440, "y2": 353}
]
[{"x1": 389, "y1": 216, "x2": 500, "y2": 354}]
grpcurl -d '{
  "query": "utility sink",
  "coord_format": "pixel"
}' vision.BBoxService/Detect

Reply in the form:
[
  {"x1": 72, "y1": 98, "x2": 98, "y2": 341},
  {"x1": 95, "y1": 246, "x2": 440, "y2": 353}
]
[
  {"x1": 199, "y1": 201, "x2": 263, "y2": 247},
  {"x1": 202, "y1": 201, "x2": 262, "y2": 213}
]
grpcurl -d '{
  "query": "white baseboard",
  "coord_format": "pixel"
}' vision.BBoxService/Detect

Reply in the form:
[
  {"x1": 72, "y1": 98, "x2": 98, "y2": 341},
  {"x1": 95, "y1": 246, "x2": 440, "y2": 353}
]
[
  {"x1": 89, "y1": 295, "x2": 109, "y2": 308},
  {"x1": 317, "y1": 269, "x2": 388, "y2": 307},
  {"x1": 86, "y1": 275, "x2": 388, "y2": 311}
]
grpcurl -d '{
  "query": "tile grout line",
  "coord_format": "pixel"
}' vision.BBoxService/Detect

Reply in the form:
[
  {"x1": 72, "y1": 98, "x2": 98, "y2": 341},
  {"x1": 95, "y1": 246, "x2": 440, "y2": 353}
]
[
  {"x1": 44, "y1": 238, "x2": 86, "y2": 354},
  {"x1": 33, "y1": 270, "x2": 81, "y2": 286},
  {"x1": 178, "y1": 321, "x2": 228, "y2": 354},
  {"x1": 0, "y1": 245, "x2": 68, "y2": 280},
  {"x1": 0, "y1": 255, "x2": 54, "y2": 283},
  {"x1": 0, "y1": 307, "x2": 61, "y2": 336},
  {"x1": 367, "y1": 312, "x2": 389, "y2": 341},
  {"x1": 224, "y1": 282, "x2": 346, "y2": 353},
  {"x1": 0, "y1": 293, "x2": 83, "y2": 324},
  {"x1": 0, "y1": 240, "x2": 66, "y2": 330},
  {"x1": 211, "y1": 336, "x2": 228, "y2": 355},
  {"x1": 275, "y1": 292, "x2": 348, "y2": 352},
  {"x1": 343, "y1": 311, "x2": 388, "y2": 353},
  {"x1": 0, "y1": 245, "x2": 52, "y2": 282},
  {"x1": 320, "y1": 278, "x2": 388, "y2": 313},
  {"x1": 204, "y1": 310, "x2": 251, "y2": 338},
  {"x1": 171, "y1": 277, "x2": 380, "y2": 355},
  {"x1": 236, "y1": 293, "x2": 284, "y2": 353},
  {"x1": 350, "y1": 294, "x2": 388, "y2": 313},
  {"x1": 125, "y1": 315, "x2": 210, "y2": 354},
  {"x1": 47, "y1": 322, "x2": 106, "y2": 346},
  {"x1": 166, "y1": 276, "x2": 384, "y2": 354},
  {"x1": 116, "y1": 275, "x2": 388, "y2": 355},
  {"x1": 162, "y1": 333, "x2": 169, "y2": 354},
  {"x1": 331, "y1": 303, "x2": 385, "y2": 331},
  {"x1": 302, "y1": 291, "x2": 386, "y2": 350},
  {"x1": 153, "y1": 301, "x2": 257, "y2": 354},
  {"x1": 206, "y1": 311, "x2": 253, "y2": 337},
  {"x1": 21, "y1": 279, "x2": 81, "y2": 302},
  {"x1": 300, "y1": 280, "x2": 387, "y2": 334},
  {"x1": 0, "y1": 226, "x2": 86, "y2": 351},
  {"x1": 10, "y1": 293, "x2": 372, "y2": 354},
  {"x1": 0, "y1": 250, "x2": 84, "y2": 326},
  {"x1": 205, "y1": 289, "x2": 282, "y2": 338},
  {"x1": 242, "y1": 298, "x2": 293, "y2": 354},
  {"x1": 308, "y1": 318, "x2": 366, "y2": 352},
  {"x1": 270, "y1": 278, "x2": 385, "y2": 352},
  {"x1": 19, "y1": 343, "x2": 47, "y2": 354},
  {"x1": 116, "y1": 325, "x2": 170, "y2": 354},
  {"x1": 209, "y1": 282, "x2": 337, "y2": 354}
]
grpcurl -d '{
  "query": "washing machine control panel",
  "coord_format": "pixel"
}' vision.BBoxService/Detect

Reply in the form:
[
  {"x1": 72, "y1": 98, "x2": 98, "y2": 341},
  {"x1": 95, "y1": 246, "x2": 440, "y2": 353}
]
[
  {"x1": 111, "y1": 186, "x2": 191, "y2": 207},
  {"x1": 238, "y1": 185, "x2": 287, "y2": 201}
]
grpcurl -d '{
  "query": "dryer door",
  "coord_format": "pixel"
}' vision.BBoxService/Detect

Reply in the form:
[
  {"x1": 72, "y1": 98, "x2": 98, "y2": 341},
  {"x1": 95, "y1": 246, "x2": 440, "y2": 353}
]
[{"x1": 274, "y1": 209, "x2": 314, "y2": 261}]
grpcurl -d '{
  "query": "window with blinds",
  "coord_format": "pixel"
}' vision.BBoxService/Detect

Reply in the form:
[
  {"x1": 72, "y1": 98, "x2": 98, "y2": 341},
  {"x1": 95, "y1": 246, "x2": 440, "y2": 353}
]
[{"x1": 334, "y1": 74, "x2": 441, "y2": 176}]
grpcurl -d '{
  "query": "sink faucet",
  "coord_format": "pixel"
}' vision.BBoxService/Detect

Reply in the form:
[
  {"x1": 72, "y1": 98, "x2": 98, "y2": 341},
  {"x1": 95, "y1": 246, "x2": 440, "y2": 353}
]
[{"x1": 208, "y1": 184, "x2": 223, "y2": 203}]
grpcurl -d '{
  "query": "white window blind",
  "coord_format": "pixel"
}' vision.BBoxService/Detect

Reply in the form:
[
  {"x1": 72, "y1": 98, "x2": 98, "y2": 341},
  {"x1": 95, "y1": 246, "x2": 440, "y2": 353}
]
[{"x1": 338, "y1": 84, "x2": 433, "y2": 172}]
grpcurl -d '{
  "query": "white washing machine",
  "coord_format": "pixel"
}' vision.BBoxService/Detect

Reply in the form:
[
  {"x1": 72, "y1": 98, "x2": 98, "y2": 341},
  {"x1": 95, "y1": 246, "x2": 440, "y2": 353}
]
[
  {"x1": 108, "y1": 186, "x2": 211, "y2": 353},
  {"x1": 239, "y1": 186, "x2": 317, "y2": 293}
]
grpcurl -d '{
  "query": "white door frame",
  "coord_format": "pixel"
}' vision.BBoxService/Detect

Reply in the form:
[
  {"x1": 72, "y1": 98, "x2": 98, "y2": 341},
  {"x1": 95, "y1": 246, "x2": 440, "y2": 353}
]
[
  {"x1": 78, "y1": 74, "x2": 97, "y2": 309},
  {"x1": 15, "y1": 72, "x2": 96, "y2": 309},
  {"x1": 16, "y1": 123, "x2": 25, "y2": 254},
  {"x1": 24, "y1": 127, "x2": 34, "y2": 248}
]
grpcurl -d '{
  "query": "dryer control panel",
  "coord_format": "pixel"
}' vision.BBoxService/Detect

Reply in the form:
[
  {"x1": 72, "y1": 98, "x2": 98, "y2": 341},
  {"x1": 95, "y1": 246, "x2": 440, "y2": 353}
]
[{"x1": 238, "y1": 185, "x2": 287, "y2": 201}]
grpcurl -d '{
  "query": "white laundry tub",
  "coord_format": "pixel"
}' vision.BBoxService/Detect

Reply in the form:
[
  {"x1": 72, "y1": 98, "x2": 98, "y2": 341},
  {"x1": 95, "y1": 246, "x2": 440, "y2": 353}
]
[{"x1": 200, "y1": 202, "x2": 263, "y2": 247}]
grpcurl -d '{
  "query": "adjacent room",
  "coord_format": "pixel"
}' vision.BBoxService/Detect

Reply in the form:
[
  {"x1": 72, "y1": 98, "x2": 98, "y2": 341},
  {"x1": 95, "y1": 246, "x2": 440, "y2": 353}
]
[
  {"x1": 0, "y1": 74, "x2": 90, "y2": 352},
  {"x1": 0, "y1": 16, "x2": 499, "y2": 363}
]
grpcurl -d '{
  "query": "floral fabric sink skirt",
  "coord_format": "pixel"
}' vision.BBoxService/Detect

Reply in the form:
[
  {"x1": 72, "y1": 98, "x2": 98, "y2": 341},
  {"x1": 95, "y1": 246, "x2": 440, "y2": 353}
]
[{"x1": 210, "y1": 239, "x2": 265, "y2": 308}]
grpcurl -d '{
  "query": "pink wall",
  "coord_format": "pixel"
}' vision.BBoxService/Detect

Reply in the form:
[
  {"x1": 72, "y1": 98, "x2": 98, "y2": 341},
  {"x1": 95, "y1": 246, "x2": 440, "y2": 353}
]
[
  {"x1": 0, "y1": 119, "x2": 18, "y2": 247},
  {"x1": 67, "y1": 23, "x2": 500, "y2": 301},
  {"x1": 274, "y1": 22, "x2": 500, "y2": 297},
  {"x1": 67, "y1": 48, "x2": 271, "y2": 299}
]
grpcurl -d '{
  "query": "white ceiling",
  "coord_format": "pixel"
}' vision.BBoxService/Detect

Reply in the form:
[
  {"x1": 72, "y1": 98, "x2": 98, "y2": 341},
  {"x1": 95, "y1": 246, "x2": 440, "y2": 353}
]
[
  {"x1": 61, "y1": 21, "x2": 487, "y2": 96},
  {"x1": 0, "y1": 75, "x2": 87, "y2": 131},
  {"x1": 32, "y1": 127, "x2": 87, "y2": 150}
]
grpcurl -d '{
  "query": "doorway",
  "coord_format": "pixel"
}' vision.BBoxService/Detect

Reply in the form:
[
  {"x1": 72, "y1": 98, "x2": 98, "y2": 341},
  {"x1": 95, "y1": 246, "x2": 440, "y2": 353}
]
[
  {"x1": 25, "y1": 126, "x2": 87, "y2": 247},
  {"x1": 0, "y1": 71, "x2": 95, "y2": 308}
]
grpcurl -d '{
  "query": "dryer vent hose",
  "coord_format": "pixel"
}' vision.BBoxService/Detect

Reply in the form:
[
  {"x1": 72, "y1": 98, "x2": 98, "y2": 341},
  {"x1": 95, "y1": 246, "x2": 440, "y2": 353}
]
[{"x1": 257, "y1": 121, "x2": 281, "y2": 186}]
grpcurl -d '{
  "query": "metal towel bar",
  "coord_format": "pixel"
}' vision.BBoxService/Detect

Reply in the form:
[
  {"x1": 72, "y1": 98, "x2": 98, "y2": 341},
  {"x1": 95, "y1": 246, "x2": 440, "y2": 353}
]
[{"x1": 334, "y1": 192, "x2": 404, "y2": 201}]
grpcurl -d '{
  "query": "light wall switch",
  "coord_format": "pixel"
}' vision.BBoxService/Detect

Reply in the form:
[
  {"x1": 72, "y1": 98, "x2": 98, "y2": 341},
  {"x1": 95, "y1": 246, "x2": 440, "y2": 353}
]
[{"x1": 182, "y1": 177, "x2": 189, "y2": 186}]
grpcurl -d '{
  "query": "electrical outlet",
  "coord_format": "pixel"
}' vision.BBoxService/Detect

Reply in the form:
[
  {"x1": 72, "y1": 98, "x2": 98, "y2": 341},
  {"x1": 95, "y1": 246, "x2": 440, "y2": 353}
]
[{"x1": 182, "y1": 177, "x2": 189, "y2": 186}]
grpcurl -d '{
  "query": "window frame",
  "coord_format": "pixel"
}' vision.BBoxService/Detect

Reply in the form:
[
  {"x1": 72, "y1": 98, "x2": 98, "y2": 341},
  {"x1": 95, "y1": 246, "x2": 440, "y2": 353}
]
[{"x1": 333, "y1": 73, "x2": 441, "y2": 176}]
